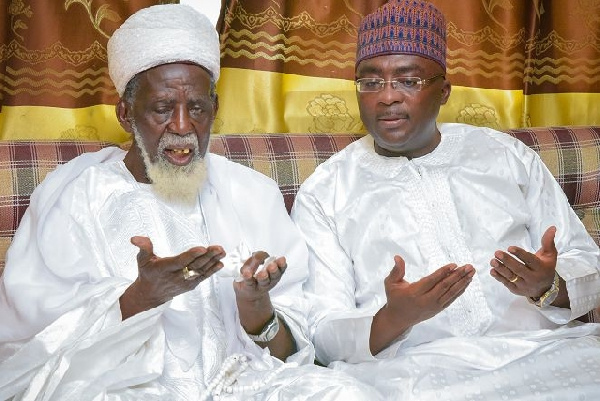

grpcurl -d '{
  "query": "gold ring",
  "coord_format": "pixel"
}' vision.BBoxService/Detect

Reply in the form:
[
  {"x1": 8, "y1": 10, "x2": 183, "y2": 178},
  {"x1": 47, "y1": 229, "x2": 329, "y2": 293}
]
[
  {"x1": 183, "y1": 266, "x2": 200, "y2": 280},
  {"x1": 509, "y1": 274, "x2": 519, "y2": 283}
]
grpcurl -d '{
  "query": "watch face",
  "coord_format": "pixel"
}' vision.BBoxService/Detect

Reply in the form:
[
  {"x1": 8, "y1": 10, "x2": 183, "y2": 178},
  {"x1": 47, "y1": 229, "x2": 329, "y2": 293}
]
[
  {"x1": 264, "y1": 321, "x2": 279, "y2": 339},
  {"x1": 248, "y1": 313, "x2": 280, "y2": 342},
  {"x1": 263, "y1": 316, "x2": 280, "y2": 341},
  {"x1": 535, "y1": 273, "x2": 560, "y2": 307}
]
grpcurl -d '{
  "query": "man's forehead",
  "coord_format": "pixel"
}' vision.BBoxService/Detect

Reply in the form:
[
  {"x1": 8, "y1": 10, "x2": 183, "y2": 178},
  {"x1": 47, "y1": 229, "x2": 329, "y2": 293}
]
[
  {"x1": 142, "y1": 62, "x2": 212, "y2": 78},
  {"x1": 356, "y1": 55, "x2": 429, "y2": 76},
  {"x1": 137, "y1": 64, "x2": 212, "y2": 90}
]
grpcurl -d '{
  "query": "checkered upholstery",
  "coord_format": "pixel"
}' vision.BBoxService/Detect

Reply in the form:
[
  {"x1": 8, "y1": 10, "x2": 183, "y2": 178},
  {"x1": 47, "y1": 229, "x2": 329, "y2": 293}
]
[
  {"x1": 209, "y1": 134, "x2": 362, "y2": 212},
  {"x1": 0, "y1": 127, "x2": 598, "y2": 322},
  {"x1": 0, "y1": 141, "x2": 111, "y2": 272},
  {"x1": 507, "y1": 127, "x2": 600, "y2": 247}
]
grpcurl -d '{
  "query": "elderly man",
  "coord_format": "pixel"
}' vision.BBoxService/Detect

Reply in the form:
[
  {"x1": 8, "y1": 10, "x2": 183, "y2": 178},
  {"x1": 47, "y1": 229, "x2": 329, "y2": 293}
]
[
  {"x1": 291, "y1": 0, "x2": 600, "y2": 399},
  {"x1": 0, "y1": 4, "x2": 378, "y2": 401}
]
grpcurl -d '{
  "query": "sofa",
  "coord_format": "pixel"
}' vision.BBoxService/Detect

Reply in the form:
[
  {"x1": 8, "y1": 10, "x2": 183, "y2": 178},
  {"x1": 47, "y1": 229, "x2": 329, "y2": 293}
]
[{"x1": 0, "y1": 126, "x2": 598, "y2": 322}]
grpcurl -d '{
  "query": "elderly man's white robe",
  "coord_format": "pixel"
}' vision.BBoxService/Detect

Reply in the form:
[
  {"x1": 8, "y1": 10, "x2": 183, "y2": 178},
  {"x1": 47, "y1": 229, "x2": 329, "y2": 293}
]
[
  {"x1": 0, "y1": 148, "x2": 378, "y2": 401},
  {"x1": 291, "y1": 123, "x2": 600, "y2": 400}
]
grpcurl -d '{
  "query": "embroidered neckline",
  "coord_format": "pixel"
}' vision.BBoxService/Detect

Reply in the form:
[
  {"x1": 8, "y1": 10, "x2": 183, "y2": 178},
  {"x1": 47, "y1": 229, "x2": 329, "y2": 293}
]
[{"x1": 354, "y1": 129, "x2": 463, "y2": 179}]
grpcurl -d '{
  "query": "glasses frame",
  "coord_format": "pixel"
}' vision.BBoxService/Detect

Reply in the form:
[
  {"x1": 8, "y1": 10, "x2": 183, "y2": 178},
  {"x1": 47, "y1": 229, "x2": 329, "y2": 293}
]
[{"x1": 355, "y1": 74, "x2": 445, "y2": 94}]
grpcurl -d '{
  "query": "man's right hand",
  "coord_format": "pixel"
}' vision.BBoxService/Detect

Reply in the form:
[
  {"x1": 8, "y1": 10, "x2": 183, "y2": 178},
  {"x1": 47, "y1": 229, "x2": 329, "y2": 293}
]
[
  {"x1": 119, "y1": 236, "x2": 225, "y2": 320},
  {"x1": 370, "y1": 255, "x2": 475, "y2": 354}
]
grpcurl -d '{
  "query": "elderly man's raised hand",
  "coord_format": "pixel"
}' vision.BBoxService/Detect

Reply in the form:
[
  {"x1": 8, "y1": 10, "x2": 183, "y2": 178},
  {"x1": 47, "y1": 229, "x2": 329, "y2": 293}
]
[
  {"x1": 234, "y1": 252, "x2": 287, "y2": 327},
  {"x1": 234, "y1": 252, "x2": 297, "y2": 360},
  {"x1": 490, "y1": 226, "x2": 559, "y2": 300},
  {"x1": 234, "y1": 252, "x2": 287, "y2": 301},
  {"x1": 370, "y1": 255, "x2": 475, "y2": 354},
  {"x1": 119, "y1": 236, "x2": 225, "y2": 320}
]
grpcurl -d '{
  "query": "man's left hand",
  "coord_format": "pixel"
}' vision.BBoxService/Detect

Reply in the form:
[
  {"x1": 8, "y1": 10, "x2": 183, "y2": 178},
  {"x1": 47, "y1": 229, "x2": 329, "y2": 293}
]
[
  {"x1": 233, "y1": 252, "x2": 296, "y2": 360},
  {"x1": 233, "y1": 252, "x2": 287, "y2": 302},
  {"x1": 490, "y1": 226, "x2": 558, "y2": 299}
]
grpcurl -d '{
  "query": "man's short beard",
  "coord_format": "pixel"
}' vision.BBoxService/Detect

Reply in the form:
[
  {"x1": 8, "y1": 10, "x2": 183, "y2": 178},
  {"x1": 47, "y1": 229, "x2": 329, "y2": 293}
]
[{"x1": 131, "y1": 122, "x2": 208, "y2": 206}]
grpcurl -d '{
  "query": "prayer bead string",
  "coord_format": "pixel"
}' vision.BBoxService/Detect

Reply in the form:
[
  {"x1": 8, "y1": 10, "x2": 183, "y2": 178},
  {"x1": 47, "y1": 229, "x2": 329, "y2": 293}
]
[{"x1": 199, "y1": 354, "x2": 296, "y2": 400}]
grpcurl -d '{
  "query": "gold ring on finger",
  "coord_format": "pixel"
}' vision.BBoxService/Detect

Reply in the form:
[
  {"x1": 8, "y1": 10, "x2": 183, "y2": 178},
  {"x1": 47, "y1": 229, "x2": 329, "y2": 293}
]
[
  {"x1": 183, "y1": 266, "x2": 201, "y2": 280},
  {"x1": 509, "y1": 274, "x2": 520, "y2": 283}
]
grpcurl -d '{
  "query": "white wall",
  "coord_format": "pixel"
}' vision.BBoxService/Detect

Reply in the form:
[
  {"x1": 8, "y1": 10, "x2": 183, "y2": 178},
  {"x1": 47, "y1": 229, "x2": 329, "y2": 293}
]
[{"x1": 180, "y1": 0, "x2": 222, "y2": 27}]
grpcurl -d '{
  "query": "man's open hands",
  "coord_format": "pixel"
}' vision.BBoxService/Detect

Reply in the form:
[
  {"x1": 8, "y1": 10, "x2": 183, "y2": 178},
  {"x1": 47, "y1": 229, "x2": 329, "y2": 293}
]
[
  {"x1": 385, "y1": 255, "x2": 475, "y2": 325},
  {"x1": 370, "y1": 255, "x2": 475, "y2": 354},
  {"x1": 120, "y1": 236, "x2": 225, "y2": 320},
  {"x1": 490, "y1": 226, "x2": 558, "y2": 299}
]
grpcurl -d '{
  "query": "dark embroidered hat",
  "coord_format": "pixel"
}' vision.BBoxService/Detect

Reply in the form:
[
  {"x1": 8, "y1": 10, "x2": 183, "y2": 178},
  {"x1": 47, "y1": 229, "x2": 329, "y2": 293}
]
[{"x1": 356, "y1": 0, "x2": 446, "y2": 71}]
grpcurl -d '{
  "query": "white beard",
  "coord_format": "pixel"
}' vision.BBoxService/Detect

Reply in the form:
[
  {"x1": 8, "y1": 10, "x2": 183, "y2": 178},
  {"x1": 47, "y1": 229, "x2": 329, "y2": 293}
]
[{"x1": 132, "y1": 123, "x2": 208, "y2": 207}]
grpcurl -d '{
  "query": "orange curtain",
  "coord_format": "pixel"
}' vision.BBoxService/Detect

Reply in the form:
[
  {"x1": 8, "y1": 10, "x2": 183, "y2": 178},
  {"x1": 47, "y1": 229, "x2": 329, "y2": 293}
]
[
  {"x1": 1, "y1": 0, "x2": 598, "y2": 141},
  {"x1": 215, "y1": 0, "x2": 600, "y2": 134},
  {"x1": 0, "y1": 0, "x2": 175, "y2": 142}
]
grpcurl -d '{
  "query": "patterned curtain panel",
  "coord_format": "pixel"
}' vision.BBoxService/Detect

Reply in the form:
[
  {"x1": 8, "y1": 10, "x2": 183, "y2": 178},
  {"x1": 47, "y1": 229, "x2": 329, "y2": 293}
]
[
  {"x1": 1, "y1": 0, "x2": 598, "y2": 141},
  {"x1": 216, "y1": 0, "x2": 600, "y2": 135},
  {"x1": 0, "y1": 0, "x2": 175, "y2": 142}
]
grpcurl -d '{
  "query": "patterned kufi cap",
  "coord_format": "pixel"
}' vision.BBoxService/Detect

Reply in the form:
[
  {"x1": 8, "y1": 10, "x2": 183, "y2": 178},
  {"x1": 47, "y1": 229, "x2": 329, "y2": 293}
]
[
  {"x1": 108, "y1": 4, "x2": 220, "y2": 96},
  {"x1": 356, "y1": 0, "x2": 446, "y2": 71}
]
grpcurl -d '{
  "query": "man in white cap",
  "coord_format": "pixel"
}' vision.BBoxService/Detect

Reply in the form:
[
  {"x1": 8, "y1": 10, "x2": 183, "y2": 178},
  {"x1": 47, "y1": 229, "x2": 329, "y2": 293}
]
[{"x1": 0, "y1": 4, "x2": 380, "y2": 400}]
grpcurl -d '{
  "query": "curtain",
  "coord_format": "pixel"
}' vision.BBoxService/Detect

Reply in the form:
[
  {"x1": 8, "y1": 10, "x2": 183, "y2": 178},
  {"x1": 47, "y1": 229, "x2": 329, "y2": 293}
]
[
  {"x1": 0, "y1": 0, "x2": 174, "y2": 142},
  {"x1": 215, "y1": 0, "x2": 600, "y2": 134},
  {"x1": 1, "y1": 0, "x2": 598, "y2": 141}
]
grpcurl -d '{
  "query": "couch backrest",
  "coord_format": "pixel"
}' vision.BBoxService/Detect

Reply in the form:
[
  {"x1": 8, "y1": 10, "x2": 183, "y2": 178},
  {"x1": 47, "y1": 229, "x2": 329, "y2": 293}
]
[{"x1": 1, "y1": 126, "x2": 599, "y2": 272}]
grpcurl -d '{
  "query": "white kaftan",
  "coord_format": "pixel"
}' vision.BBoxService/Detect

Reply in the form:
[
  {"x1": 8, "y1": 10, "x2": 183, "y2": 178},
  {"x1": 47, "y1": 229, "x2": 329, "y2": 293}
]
[
  {"x1": 0, "y1": 148, "x2": 380, "y2": 401},
  {"x1": 291, "y1": 123, "x2": 600, "y2": 400}
]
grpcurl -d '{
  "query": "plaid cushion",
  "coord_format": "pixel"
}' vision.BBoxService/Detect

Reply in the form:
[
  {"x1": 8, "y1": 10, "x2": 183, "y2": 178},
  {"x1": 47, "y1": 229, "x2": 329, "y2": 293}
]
[
  {"x1": 506, "y1": 126, "x2": 600, "y2": 246},
  {"x1": 210, "y1": 134, "x2": 362, "y2": 212},
  {"x1": 0, "y1": 141, "x2": 113, "y2": 271},
  {"x1": 0, "y1": 129, "x2": 598, "y2": 322}
]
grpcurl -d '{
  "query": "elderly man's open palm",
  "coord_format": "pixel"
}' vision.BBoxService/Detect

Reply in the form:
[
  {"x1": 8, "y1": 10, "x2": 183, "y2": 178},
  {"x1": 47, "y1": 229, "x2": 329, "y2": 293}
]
[{"x1": 119, "y1": 236, "x2": 225, "y2": 320}]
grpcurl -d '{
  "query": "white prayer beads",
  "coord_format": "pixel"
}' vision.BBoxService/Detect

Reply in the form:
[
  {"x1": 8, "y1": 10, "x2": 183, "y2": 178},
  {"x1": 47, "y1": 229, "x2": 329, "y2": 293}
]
[{"x1": 199, "y1": 353, "x2": 296, "y2": 400}]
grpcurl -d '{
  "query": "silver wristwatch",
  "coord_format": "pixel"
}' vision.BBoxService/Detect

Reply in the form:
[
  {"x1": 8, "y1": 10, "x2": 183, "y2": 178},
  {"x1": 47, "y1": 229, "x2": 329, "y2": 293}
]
[
  {"x1": 529, "y1": 271, "x2": 560, "y2": 308},
  {"x1": 246, "y1": 312, "x2": 280, "y2": 342}
]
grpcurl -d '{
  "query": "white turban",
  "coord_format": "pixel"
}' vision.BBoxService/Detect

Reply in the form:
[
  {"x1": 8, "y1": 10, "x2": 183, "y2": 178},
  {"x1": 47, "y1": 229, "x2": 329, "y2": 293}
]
[{"x1": 107, "y1": 4, "x2": 220, "y2": 96}]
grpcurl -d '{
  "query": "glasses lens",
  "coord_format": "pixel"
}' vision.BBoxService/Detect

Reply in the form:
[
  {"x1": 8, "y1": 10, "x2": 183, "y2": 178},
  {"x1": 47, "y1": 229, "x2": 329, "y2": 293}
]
[{"x1": 357, "y1": 79, "x2": 382, "y2": 92}]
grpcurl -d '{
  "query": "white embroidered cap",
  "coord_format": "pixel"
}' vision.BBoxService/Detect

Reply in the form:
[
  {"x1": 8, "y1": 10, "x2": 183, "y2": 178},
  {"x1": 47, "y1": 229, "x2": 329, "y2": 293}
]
[{"x1": 107, "y1": 3, "x2": 220, "y2": 96}]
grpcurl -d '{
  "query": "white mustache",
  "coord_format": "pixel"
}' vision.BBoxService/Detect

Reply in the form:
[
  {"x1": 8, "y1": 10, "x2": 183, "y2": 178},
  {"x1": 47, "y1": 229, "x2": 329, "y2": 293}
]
[{"x1": 158, "y1": 133, "x2": 199, "y2": 151}]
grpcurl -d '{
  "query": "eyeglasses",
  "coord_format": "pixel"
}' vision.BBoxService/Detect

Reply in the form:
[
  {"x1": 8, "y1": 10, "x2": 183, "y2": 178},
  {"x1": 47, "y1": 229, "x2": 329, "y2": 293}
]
[{"x1": 355, "y1": 74, "x2": 445, "y2": 93}]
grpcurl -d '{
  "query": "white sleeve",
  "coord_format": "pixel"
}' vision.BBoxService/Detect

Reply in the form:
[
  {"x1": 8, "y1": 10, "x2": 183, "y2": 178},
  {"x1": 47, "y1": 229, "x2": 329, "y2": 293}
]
[
  {"x1": 0, "y1": 150, "x2": 171, "y2": 399},
  {"x1": 513, "y1": 142, "x2": 600, "y2": 321},
  {"x1": 292, "y1": 186, "x2": 385, "y2": 365}
]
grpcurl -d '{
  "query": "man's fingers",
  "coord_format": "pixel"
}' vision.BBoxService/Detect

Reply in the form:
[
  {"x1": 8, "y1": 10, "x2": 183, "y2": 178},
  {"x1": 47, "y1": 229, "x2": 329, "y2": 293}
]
[
  {"x1": 540, "y1": 226, "x2": 558, "y2": 256},
  {"x1": 185, "y1": 245, "x2": 225, "y2": 270},
  {"x1": 437, "y1": 265, "x2": 474, "y2": 306},
  {"x1": 387, "y1": 255, "x2": 406, "y2": 283},
  {"x1": 417, "y1": 263, "x2": 460, "y2": 293},
  {"x1": 239, "y1": 252, "x2": 270, "y2": 281},
  {"x1": 131, "y1": 236, "x2": 155, "y2": 266},
  {"x1": 501, "y1": 248, "x2": 534, "y2": 271},
  {"x1": 256, "y1": 256, "x2": 286, "y2": 278}
]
